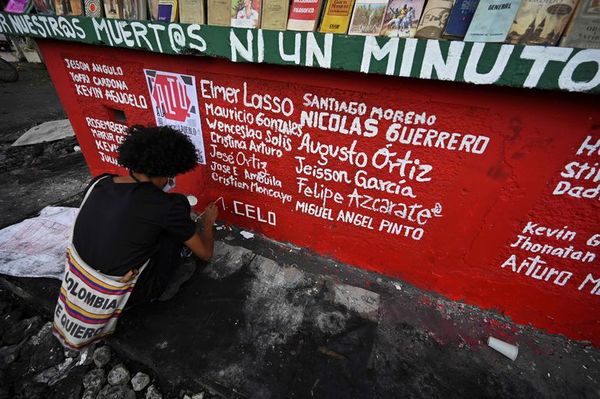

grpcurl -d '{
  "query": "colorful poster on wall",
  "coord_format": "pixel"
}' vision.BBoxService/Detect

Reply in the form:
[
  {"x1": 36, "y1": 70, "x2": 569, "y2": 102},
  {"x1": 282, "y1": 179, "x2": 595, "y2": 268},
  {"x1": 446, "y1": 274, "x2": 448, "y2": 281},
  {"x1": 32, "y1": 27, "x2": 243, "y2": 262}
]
[
  {"x1": 231, "y1": 0, "x2": 262, "y2": 27},
  {"x1": 144, "y1": 69, "x2": 206, "y2": 165},
  {"x1": 32, "y1": 0, "x2": 54, "y2": 14},
  {"x1": 4, "y1": 0, "x2": 32, "y2": 13}
]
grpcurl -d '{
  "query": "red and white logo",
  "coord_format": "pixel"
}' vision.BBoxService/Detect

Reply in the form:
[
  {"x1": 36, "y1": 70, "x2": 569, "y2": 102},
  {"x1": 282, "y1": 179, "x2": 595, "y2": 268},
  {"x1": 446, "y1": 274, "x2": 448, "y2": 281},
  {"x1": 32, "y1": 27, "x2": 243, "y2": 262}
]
[
  {"x1": 144, "y1": 69, "x2": 206, "y2": 164},
  {"x1": 149, "y1": 73, "x2": 192, "y2": 122}
]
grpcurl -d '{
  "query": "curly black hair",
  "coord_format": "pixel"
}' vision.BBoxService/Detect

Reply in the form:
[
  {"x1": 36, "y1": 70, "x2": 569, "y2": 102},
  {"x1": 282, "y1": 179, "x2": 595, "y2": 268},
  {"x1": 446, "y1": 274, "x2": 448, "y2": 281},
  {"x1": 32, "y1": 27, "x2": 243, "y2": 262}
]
[{"x1": 117, "y1": 125, "x2": 199, "y2": 177}]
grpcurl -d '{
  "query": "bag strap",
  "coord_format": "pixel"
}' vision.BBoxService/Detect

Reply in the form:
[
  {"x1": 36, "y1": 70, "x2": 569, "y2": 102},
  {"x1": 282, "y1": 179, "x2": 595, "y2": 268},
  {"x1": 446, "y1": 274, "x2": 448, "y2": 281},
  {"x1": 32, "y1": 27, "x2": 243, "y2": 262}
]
[
  {"x1": 80, "y1": 175, "x2": 111, "y2": 208},
  {"x1": 70, "y1": 175, "x2": 111, "y2": 242}
]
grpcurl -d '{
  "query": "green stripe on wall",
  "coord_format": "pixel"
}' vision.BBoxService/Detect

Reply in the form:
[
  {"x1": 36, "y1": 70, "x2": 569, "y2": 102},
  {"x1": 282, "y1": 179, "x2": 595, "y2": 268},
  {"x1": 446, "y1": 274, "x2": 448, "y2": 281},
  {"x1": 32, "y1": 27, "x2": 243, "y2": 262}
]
[{"x1": 0, "y1": 12, "x2": 598, "y2": 93}]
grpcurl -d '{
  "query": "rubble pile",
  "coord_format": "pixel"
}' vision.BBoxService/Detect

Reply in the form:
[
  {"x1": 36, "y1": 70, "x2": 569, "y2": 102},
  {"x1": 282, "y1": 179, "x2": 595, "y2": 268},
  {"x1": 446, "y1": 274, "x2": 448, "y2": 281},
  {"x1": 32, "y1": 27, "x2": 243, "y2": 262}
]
[{"x1": 0, "y1": 287, "x2": 208, "y2": 399}]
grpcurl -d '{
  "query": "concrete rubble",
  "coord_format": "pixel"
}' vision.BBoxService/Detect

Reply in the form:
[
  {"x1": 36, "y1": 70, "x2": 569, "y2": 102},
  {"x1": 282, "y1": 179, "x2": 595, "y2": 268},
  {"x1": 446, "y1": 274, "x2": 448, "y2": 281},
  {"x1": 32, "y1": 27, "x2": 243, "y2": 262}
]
[
  {"x1": 96, "y1": 384, "x2": 135, "y2": 399},
  {"x1": 107, "y1": 364, "x2": 130, "y2": 386},
  {"x1": 145, "y1": 384, "x2": 163, "y2": 399},
  {"x1": 0, "y1": 286, "x2": 215, "y2": 398},
  {"x1": 83, "y1": 368, "x2": 106, "y2": 392},
  {"x1": 328, "y1": 280, "x2": 380, "y2": 322},
  {"x1": 131, "y1": 371, "x2": 150, "y2": 391},
  {"x1": 92, "y1": 347, "x2": 111, "y2": 368}
]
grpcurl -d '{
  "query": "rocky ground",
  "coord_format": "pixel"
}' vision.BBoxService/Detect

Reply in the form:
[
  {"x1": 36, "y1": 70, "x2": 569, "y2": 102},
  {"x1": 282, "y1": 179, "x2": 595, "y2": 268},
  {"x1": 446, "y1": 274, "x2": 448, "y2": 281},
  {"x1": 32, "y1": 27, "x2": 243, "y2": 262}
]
[
  {"x1": 0, "y1": 286, "x2": 209, "y2": 399},
  {"x1": 0, "y1": 136, "x2": 87, "y2": 229}
]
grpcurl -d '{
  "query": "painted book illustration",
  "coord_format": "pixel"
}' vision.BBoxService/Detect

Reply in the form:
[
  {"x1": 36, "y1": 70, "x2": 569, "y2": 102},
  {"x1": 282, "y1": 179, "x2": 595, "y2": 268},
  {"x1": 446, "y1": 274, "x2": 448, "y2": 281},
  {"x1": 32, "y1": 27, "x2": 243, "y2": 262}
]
[
  {"x1": 4, "y1": 0, "x2": 33, "y2": 12},
  {"x1": 464, "y1": 0, "x2": 522, "y2": 41},
  {"x1": 261, "y1": 0, "x2": 289, "y2": 29},
  {"x1": 157, "y1": 0, "x2": 178, "y2": 20},
  {"x1": 33, "y1": 0, "x2": 54, "y2": 13},
  {"x1": 53, "y1": 0, "x2": 83, "y2": 14},
  {"x1": 319, "y1": 0, "x2": 356, "y2": 33},
  {"x1": 348, "y1": 0, "x2": 388, "y2": 35},
  {"x1": 379, "y1": 0, "x2": 426, "y2": 37},
  {"x1": 415, "y1": 0, "x2": 453, "y2": 38},
  {"x1": 287, "y1": 0, "x2": 324, "y2": 30},
  {"x1": 138, "y1": 0, "x2": 148, "y2": 19},
  {"x1": 506, "y1": 0, "x2": 579, "y2": 45},
  {"x1": 179, "y1": 0, "x2": 204, "y2": 23},
  {"x1": 84, "y1": 0, "x2": 103, "y2": 16},
  {"x1": 104, "y1": 0, "x2": 141, "y2": 18},
  {"x1": 208, "y1": 0, "x2": 231, "y2": 25},
  {"x1": 443, "y1": 0, "x2": 480, "y2": 37},
  {"x1": 560, "y1": 0, "x2": 600, "y2": 48},
  {"x1": 231, "y1": 0, "x2": 261, "y2": 27},
  {"x1": 148, "y1": 0, "x2": 159, "y2": 18}
]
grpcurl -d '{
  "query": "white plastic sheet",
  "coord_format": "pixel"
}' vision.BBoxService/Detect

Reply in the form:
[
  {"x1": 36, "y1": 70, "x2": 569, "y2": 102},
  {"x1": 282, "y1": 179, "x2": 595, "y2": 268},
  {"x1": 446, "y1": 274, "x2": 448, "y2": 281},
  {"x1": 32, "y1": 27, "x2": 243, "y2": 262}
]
[
  {"x1": 0, "y1": 207, "x2": 77, "y2": 280},
  {"x1": 11, "y1": 119, "x2": 75, "y2": 147}
]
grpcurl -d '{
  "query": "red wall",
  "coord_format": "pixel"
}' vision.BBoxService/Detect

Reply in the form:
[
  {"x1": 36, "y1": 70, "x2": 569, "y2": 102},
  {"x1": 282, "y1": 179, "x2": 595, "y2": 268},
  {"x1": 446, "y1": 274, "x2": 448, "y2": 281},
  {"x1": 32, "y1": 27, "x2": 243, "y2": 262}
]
[{"x1": 37, "y1": 39, "x2": 600, "y2": 345}]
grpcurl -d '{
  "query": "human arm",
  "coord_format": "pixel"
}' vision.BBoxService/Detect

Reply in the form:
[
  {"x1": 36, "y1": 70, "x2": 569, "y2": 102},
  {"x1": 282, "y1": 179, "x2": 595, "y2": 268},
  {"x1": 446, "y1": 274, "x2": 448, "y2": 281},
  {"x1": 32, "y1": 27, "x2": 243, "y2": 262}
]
[
  {"x1": 119, "y1": 200, "x2": 218, "y2": 282},
  {"x1": 184, "y1": 202, "x2": 218, "y2": 261}
]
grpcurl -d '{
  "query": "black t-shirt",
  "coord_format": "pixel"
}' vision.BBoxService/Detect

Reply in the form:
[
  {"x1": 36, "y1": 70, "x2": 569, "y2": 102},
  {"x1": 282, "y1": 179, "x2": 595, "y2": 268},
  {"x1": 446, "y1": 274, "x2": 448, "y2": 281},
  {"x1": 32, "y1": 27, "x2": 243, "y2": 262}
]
[{"x1": 72, "y1": 174, "x2": 196, "y2": 276}]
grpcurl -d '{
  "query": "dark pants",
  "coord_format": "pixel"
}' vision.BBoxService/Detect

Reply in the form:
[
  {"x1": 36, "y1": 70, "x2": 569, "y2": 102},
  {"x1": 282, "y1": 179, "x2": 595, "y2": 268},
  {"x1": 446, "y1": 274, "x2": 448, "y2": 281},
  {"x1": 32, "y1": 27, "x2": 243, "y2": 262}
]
[{"x1": 127, "y1": 233, "x2": 183, "y2": 307}]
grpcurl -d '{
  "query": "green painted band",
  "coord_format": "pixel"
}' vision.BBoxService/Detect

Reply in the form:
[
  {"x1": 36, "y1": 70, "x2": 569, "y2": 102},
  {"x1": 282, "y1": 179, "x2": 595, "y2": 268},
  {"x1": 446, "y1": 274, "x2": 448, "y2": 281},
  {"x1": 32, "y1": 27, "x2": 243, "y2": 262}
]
[{"x1": 1, "y1": 12, "x2": 599, "y2": 93}]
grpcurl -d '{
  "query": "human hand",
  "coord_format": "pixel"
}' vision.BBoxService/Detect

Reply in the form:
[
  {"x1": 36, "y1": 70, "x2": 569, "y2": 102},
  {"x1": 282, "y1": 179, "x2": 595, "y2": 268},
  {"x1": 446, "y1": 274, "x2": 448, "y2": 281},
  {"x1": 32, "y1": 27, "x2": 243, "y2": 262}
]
[
  {"x1": 202, "y1": 202, "x2": 218, "y2": 226},
  {"x1": 118, "y1": 269, "x2": 138, "y2": 283}
]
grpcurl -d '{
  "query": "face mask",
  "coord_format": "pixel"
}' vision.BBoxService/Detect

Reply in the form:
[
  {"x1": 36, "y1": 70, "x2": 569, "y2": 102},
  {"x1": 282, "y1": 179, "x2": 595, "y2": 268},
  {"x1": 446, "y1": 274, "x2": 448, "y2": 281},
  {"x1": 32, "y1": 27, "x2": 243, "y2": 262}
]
[{"x1": 163, "y1": 177, "x2": 176, "y2": 192}]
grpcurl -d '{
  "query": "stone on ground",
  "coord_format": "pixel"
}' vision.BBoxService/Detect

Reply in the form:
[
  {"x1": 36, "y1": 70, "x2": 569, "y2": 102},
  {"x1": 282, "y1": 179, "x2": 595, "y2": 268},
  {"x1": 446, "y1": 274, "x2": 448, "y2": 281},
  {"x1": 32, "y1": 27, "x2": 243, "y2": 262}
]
[
  {"x1": 27, "y1": 330, "x2": 65, "y2": 374},
  {"x1": 108, "y1": 364, "x2": 130, "y2": 386},
  {"x1": 29, "y1": 322, "x2": 52, "y2": 346},
  {"x1": 64, "y1": 348, "x2": 79, "y2": 358},
  {"x1": 145, "y1": 384, "x2": 163, "y2": 399},
  {"x1": 182, "y1": 394, "x2": 204, "y2": 399},
  {"x1": 97, "y1": 384, "x2": 136, "y2": 399},
  {"x1": 328, "y1": 281, "x2": 380, "y2": 322},
  {"x1": 81, "y1": 388, "x2": 98, "y2": 399},
  {"x1": 130, "y1": 371, "x2": 150, "y2": 392},
  {"x1": 32, "y1": 356, "x2": 73, "y2": 384},
  {"x1": 83, "y1": 368, "x2": 106, "y2": 391},
  {"x1": 48, "y1": 364, "x2": 88, "y2": 399},
  {"x1": 77, "y1": 345, "x2": 96, "y2": 366},
  {"x1": 93, "y1": 346, "x2": 111, "y2": 368}
]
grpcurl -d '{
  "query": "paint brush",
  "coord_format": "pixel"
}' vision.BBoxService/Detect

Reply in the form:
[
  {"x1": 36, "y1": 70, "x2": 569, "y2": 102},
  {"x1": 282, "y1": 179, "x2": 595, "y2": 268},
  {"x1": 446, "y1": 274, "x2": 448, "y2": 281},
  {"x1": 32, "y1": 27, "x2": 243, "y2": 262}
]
[
  {"x1": 194, "y1": 197, "x2": 226, "y2": 222},
  {"x1": 215, "y1": 196, "x2": 226, "y2": 209}
]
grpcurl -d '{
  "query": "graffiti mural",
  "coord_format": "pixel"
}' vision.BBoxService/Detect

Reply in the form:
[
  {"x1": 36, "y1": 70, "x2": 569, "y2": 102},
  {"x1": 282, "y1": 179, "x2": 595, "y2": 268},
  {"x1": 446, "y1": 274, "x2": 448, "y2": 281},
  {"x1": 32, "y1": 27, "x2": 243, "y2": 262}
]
[{"x1": 38, "y1": 40, "x2": 600, "y2": 345}]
